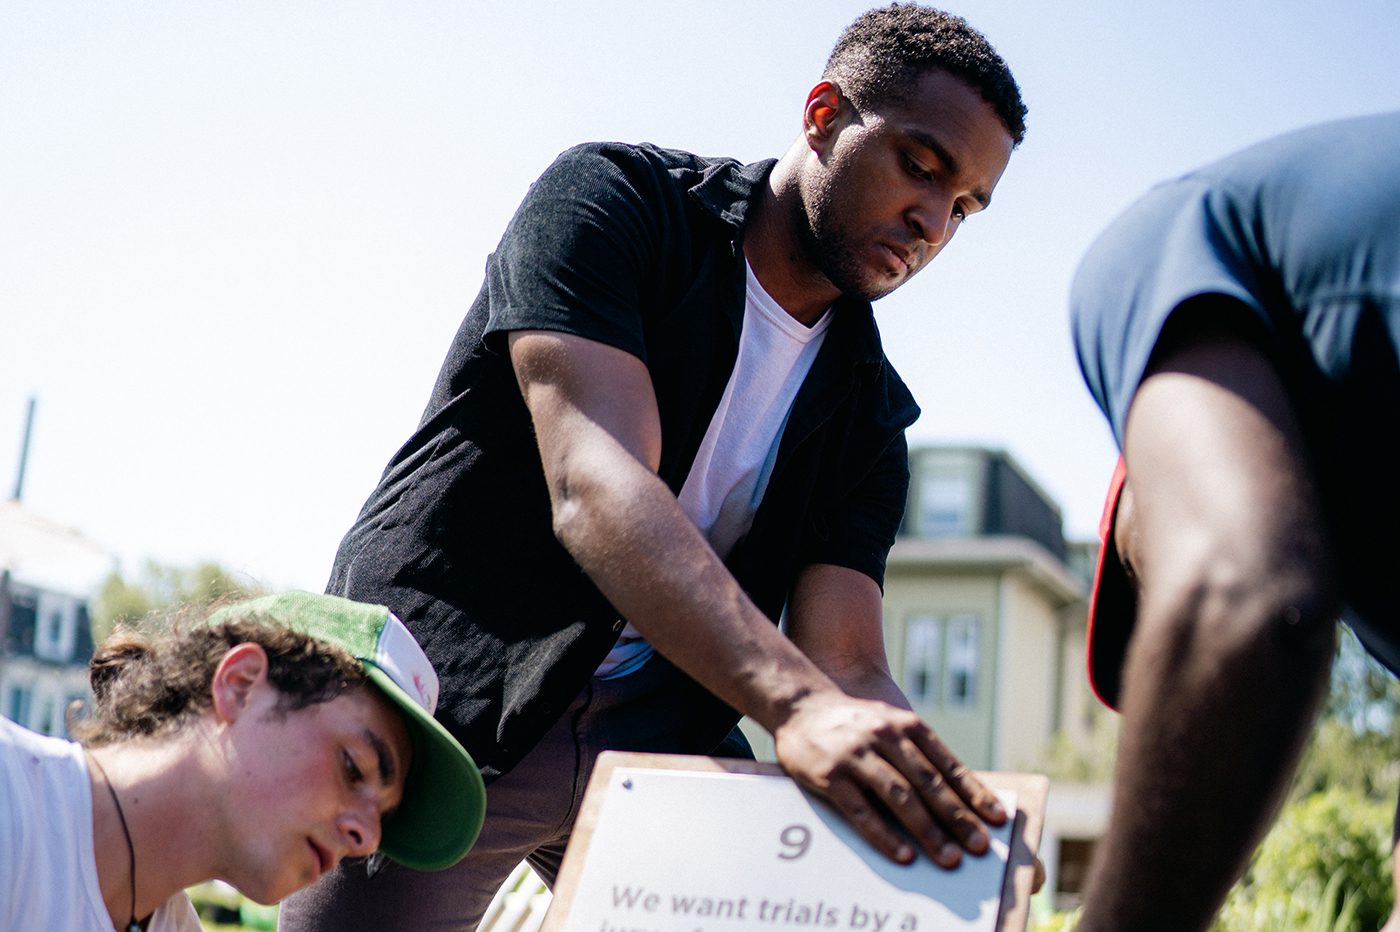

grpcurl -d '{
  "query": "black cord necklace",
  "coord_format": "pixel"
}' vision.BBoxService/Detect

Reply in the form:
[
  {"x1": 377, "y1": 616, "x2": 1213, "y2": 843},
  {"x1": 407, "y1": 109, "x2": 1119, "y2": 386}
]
[{"x1": 87, "y1": 753, "x2": 142, "y2": 932}]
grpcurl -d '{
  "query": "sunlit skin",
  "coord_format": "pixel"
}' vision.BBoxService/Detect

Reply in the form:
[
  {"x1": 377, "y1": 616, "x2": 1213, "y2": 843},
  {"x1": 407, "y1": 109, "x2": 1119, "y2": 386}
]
[
  {"x1": 1077, "y1": 324, "x2": 1339, "y2": 932},
  {"x1": 212, "y1": 671, "x2": 412, "y2": 904},
  {"x1": 88, "y1": 643, "x2": 412, "y2": 926},
  {"x1": 747, "y1": 68, "x2": 1015, "y2": 325}
]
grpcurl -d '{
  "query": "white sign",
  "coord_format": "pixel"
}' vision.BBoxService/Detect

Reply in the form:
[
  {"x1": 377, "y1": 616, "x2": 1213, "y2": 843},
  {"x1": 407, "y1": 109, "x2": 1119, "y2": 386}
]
[{"x1": 559, "y1": 767, "x2": 1017, "y2": 932}]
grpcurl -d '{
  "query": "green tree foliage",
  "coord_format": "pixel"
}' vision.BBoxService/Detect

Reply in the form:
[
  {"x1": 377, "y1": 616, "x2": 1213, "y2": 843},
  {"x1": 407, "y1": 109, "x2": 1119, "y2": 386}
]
[
  {"x1": 1292, "y1": 628, "x2": 1400, "y2": 805},
  {"x1": 1036, "y1": 685, "x2": 1120, "y2": 783},
  {"x1": 1214, "y1": 788, "x2": 1393, "y2": 932},
  {"x1": 90, "y1": 560, "x2": 265, "y2": 644},
  {"x1": 1036, "y1": 625, "x2": 1400, "y2": 932},
  {"x1": 1292, "y1": 719, "x2": 1400, "y2": 809},
  {"x1": 1212, "y1": 625, "x2": 1400, "y2": 932}
]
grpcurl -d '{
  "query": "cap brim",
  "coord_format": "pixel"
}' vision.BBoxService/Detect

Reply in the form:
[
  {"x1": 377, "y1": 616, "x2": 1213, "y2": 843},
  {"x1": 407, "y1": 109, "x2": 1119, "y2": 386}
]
[
  {"x1": 363, "y1": 664, "x2": 486, "y2": 871},
  {"x1": 1087, "y1": 456, "x2": 1136, "y2": 712}
]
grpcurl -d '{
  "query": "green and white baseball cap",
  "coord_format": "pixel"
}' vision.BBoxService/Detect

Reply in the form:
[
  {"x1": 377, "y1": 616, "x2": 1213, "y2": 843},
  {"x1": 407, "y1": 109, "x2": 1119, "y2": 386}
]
[{"x1": 208, "y1": 590, "x2": 485, "y2": 871}]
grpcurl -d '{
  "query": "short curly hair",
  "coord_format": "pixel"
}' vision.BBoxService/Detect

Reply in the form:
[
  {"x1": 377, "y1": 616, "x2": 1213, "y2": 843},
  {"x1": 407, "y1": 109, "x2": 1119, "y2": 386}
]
[
  {"x1": 825, "y1": 4, "x2": 1027, "y2": 146},
  {"x1": 71, "y1": 608, "x2": 367, "y2": 747}
]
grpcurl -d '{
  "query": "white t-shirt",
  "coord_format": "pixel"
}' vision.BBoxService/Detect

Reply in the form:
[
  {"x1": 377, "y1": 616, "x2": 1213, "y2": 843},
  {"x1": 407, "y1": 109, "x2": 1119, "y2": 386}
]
[
  {"x1": 595, "y1": 263, "x2": 832, "y2": 678},
  {"x1": 0, "y1": 717, "x2": 203, "y2": 932}
]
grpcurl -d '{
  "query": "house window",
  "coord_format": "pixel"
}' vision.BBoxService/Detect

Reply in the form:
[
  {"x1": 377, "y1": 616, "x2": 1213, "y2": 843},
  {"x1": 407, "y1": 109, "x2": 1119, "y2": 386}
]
[
  {"x1": 904, "y1": 615, "x2": 942, "y2": 706},
  {"x1": 918, "y1": 474, "x2": 972, "y2": 536},
  {"x1": 74, "y1": 604, "x2": 95, "y2": 662},
  {"x1": 34, "y1": 594, "x2": 72, "y2": 662},
  {"x1": 47, "y1": 610, "x2": 64, "y2": 646},
  {"x1": 6, "y1": 685, "x2": 31, "y2": 727},
  {"x1": 37, "y1": 696, "x2": 56, "y2": 736},
  {"x1": 945, "y1": 614, "x2": 979, "y2": 707},
  {"x1": 1055, "y1": 838, "x2": 1098, "y2": 910},
  {"x1": 7, "y1": 596, "x2": 37, "y2": 656}
]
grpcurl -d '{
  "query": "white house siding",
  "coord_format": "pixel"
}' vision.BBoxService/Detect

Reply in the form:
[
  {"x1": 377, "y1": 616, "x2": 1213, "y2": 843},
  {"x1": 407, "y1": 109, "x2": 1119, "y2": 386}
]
[
  {"x1": 880, "y1": 567, "x2": 1000, "y2": 770},
  {"x1": 1056, "y1": 611, "x2": 1096, "y2": 747},
  {"x1": 993, "y1": 573, "x2": 1060, "y2": 771}
]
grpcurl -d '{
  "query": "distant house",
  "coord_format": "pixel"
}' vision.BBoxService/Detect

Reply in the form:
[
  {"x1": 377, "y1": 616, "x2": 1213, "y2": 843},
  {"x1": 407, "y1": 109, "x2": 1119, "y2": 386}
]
[
  {"x1": 740, "y1": 446, "x2": 1112, "y2": 912},
  {"x1": 886, "y1": 447, "x2": 1113, "y2": 911},
  {"x1": 0, "y1": 499, "x2": 113, "y2": 737}
]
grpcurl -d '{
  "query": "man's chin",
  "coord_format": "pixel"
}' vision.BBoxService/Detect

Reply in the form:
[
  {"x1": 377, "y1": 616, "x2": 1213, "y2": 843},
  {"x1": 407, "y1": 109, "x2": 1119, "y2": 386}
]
[
  {"x1": 233, "y1": 868, "x2": 305, "y2": 907},
  {"x1": 806, "y1": 237, "x2": 907, "y2": 302},
  {"x1": 819, "y1": 266, "x2": 898, "y2": 303},
  {"x1": 846, "y1": 273, "x2": 905, "y2": 303}
]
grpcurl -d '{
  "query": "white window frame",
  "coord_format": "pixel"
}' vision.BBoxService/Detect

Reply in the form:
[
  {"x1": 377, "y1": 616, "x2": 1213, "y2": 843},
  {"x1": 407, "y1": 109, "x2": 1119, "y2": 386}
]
[
  {"x1": 903, "y1": 615, "x2": 943, "y2": 706},
  {"x1": 944, "y1": 614, "x2": 980, "y2": 708}
]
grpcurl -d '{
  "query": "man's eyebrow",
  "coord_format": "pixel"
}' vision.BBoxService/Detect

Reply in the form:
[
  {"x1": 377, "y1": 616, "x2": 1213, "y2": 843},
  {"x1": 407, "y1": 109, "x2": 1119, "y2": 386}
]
[
  {"x1": 363, "y1": 728, "x2": 398, "y2": 785},
  {"x1": 903, "y1": 127, "x2": 993, "y2": 210}
]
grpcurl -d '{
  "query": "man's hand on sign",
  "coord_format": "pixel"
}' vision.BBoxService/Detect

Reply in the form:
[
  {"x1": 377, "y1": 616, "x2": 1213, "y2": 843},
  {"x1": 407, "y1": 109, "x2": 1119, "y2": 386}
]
[
  {"x1": 779, "y1": 563, "x2": 1009, "y2": 871},
  {"x1": 773, "y1": 689, "x2": 1006, "y2": 868}
]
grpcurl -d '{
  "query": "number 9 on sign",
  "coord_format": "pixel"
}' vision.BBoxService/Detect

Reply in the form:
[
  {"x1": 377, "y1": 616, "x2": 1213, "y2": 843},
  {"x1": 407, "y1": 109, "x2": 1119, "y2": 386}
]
[{"x1": 778, "y1": 824, "x2": 811, "y2": 860}]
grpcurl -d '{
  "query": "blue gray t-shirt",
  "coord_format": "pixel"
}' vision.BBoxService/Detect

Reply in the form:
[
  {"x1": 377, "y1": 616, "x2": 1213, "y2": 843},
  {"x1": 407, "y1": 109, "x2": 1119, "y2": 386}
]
[{"x1": 1071, "y1": 112, "x2": 1400, "y2": 663}]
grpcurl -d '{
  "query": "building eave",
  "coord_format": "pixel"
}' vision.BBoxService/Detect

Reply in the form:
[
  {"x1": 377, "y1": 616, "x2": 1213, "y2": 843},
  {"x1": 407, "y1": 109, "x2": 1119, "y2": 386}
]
[{"x1": 885, "y1": 535, "x2": 1086, "y2": 608}]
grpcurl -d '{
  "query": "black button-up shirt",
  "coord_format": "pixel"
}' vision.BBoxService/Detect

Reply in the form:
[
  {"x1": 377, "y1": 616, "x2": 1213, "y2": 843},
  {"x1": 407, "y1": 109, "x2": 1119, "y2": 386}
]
[{"x1": 329, "y1": 142, "x2": 920, "y2": 782}]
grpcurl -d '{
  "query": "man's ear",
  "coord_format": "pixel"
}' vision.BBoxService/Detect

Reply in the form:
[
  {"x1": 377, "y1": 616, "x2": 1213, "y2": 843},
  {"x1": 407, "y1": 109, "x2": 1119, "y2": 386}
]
[
  {"x1": 210, "y1": 642, "x2": 272, "y2": 724},
  {"x1": 803, "y1": 80, "x2": 847, "y2": 154}
]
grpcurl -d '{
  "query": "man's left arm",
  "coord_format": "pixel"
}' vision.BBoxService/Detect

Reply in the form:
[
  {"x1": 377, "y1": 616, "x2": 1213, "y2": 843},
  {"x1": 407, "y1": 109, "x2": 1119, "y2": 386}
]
[
  {"x1": 785, "y1": 562, "x2": 1045, "y2": 890},
  {"x1": 786, "y1": 563, "x2": 909, "y2": 708},
  {"x1": 781, "y1": 564, "x2": 992, "y2": 856}
]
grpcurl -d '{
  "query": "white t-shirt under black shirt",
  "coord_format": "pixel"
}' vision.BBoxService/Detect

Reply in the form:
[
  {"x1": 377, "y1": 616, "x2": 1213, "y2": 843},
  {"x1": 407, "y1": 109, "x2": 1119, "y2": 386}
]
[
  {"x1": 0, "y1": 716, "x2": 203, "y2": 932},
  {"x1": 595, "y1": 262, "x2": 832, "y2": 678}
]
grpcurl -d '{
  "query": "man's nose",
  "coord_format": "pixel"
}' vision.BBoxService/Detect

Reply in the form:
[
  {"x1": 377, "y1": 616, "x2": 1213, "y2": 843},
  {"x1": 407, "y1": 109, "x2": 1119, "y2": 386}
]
[
  {"x1": 908, "y1": 194, "x2": 956, "y2": 247},
  {"x1": 339, "y1": 803, "x2": 382, "y2": 858}
]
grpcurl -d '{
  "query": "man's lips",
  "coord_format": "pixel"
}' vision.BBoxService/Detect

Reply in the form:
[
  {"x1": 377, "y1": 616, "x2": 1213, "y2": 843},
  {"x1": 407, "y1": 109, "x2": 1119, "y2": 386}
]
[
  {"x1": 878, "y1": 243, "x2": 912, "y2": 276},
  {"x1": 309, "y1": 839, "x2": 334, "y2": 879}
]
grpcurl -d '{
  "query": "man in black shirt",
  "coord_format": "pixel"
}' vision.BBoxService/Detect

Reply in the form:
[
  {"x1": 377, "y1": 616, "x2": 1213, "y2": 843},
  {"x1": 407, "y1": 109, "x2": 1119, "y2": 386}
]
[{"x1": 283, "y1": 6, "x2": 1028, "y2": 929}]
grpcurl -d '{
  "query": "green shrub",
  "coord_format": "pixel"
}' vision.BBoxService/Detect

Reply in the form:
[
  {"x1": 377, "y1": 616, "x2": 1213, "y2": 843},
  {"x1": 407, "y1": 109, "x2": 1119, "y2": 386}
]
[
  {"x1": 1030, "y1": 907, "x2": 1080, "y2": 932},
  {"x1": 1214, "y1": 788, "x2": 1392, "y2": 932}
]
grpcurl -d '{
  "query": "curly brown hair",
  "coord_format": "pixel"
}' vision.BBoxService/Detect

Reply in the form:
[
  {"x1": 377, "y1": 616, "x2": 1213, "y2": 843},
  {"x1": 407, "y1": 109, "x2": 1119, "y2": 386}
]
[
  {"x1": 71, "y1": 608, "x2": 368, "y2": 748},
  {"x1": 825, "y1": 4, "x2": 1027, "y2": 146}
]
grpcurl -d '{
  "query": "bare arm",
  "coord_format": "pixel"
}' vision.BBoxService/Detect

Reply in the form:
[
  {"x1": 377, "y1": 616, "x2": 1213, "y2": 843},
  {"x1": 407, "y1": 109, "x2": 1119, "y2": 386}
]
[
  {"x1": 1077, "y1": 314, "x2": 1338, "y2": 932},
  {"x1": 507, "y1": 329, "x2": 830, "y2": 735},
  {"x1": 509, "y1": 330, "x2": 1003, "y2": 866}
]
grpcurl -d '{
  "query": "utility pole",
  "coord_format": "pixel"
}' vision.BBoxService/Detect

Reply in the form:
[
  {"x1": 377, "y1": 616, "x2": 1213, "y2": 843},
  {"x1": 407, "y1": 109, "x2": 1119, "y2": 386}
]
[
  {"x1": 2, "y1": 396, "x2": 34, "y2": 697},
  {"x1": 12, "y1": 396, "x2": 35, "y2": 502},
  {"x1": 0, "y1": 569, "x2": 9, "y2": 698}
]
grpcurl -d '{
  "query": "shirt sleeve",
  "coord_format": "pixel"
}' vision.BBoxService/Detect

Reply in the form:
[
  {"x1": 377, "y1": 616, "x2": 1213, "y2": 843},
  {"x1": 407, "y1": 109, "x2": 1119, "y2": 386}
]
[
  {"x1": 481, "y1": 143, "x2": 666, "y2": 363},
  {"x1": 797, "y1": 431, "x2": 910, "y2": 591},
  {"x1": 1071, "y1": 176, "x2": 1271, "y2": 448}
]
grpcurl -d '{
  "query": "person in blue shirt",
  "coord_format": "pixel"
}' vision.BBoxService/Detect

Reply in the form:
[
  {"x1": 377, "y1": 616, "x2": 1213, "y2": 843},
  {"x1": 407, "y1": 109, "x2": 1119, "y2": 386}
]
[{"x1": 1072, "y1": 113, "x2": 1400, "y2": 932}]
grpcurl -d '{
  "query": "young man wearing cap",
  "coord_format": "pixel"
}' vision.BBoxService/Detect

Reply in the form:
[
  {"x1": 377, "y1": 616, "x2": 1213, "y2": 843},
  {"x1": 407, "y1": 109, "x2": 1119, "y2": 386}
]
[
  {"x1": 1070, "y1": 112, "x2": 1400, "y2": 932},
  {"x1": 0, "y1": 590, "x2": 484, "y2": 932},
  {"x1": 283, "y1": 6, "x2": 1030, "y2": 931}
]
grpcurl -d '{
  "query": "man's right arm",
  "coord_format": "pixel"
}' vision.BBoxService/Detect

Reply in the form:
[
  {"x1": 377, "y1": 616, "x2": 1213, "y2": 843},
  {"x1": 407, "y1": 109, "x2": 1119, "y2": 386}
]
[{"x1": 508, "y1": 327, "x2": 1004, "y2": 868}]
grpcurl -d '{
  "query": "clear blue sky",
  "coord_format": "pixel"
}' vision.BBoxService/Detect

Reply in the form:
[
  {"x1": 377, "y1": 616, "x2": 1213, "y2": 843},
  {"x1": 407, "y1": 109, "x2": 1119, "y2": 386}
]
[{"x1": 3, "y1": 0, "x2": 1398, "y2": 590}]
